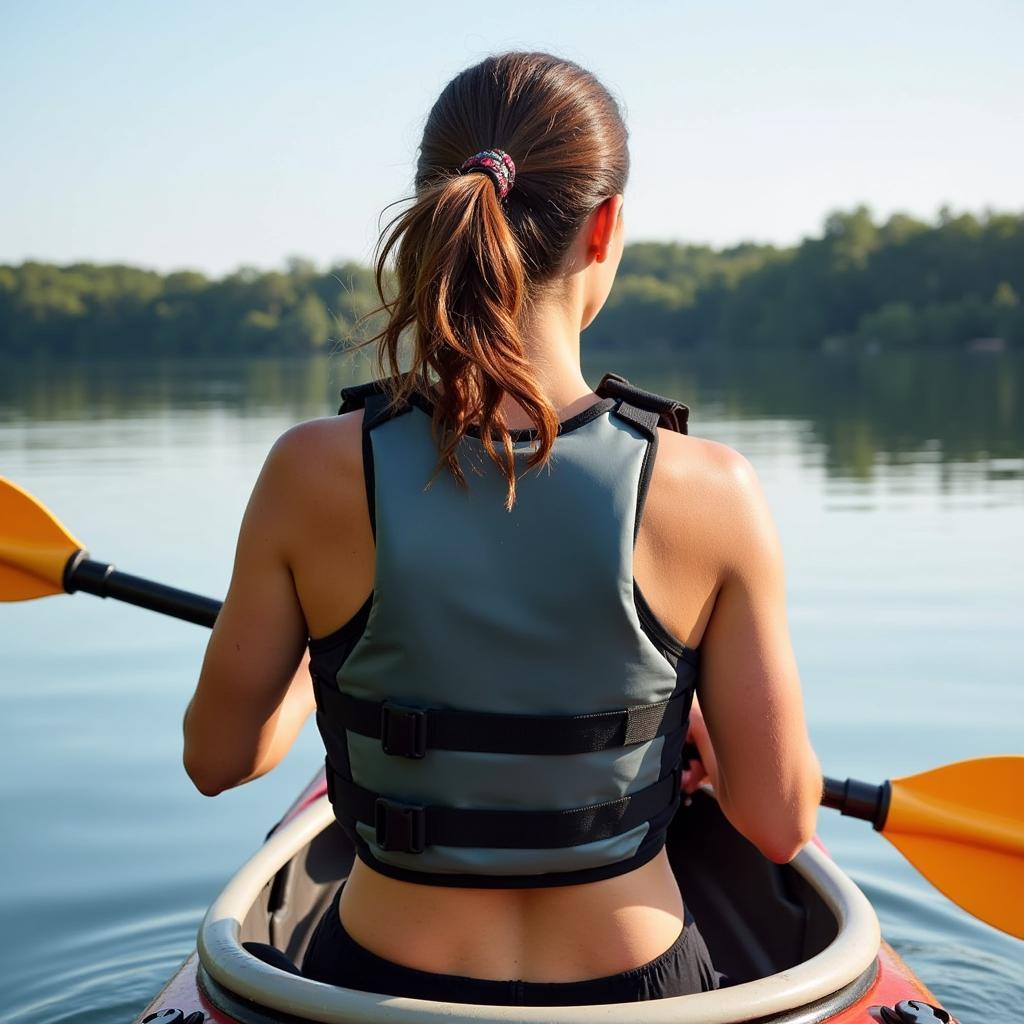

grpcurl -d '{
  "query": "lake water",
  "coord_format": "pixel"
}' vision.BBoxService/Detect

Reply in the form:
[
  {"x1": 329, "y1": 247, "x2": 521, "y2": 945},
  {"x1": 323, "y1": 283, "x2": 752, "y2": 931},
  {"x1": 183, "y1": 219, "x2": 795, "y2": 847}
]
[{"x1": 0, "y1": 352, "x2": 1021, "y2": 1022}]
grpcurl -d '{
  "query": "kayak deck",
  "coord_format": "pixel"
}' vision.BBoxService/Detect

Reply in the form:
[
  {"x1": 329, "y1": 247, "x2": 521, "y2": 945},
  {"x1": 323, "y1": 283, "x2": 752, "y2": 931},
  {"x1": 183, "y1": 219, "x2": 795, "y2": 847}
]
[{"x1": 134, "y1": 774, "x2": 945, "y2": 1024}]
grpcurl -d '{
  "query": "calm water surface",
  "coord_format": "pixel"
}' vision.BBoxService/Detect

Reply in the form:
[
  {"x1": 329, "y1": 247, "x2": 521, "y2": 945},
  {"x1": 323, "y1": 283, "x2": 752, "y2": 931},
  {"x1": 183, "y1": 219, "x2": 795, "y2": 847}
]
[{"x1": 0, "y1": 352, "x2": 1021, "y2": 1022}]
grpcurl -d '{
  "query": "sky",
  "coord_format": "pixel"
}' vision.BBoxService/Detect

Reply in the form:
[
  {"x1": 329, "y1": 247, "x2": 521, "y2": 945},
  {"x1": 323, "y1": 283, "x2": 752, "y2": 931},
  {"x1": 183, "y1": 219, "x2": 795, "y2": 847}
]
[{"x1": 2, "y1": 0, "x2": 1022, "y2": 277}]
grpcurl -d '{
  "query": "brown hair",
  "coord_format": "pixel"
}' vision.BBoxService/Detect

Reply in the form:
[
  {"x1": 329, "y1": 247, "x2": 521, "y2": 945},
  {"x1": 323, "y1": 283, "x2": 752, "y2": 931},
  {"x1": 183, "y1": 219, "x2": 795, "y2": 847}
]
[{"x1": 362, "y1": 51, "x2": 629, "y2": 508}]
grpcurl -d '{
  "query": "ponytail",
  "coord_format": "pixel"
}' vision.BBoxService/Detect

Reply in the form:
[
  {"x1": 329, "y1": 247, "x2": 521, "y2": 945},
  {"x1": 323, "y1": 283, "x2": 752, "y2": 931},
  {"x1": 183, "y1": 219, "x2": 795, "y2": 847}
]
[
  {"x1": 368, "y1": 166, "x2": 558, "y2": 510},
  {"x1": 355, "y1": 51, "x2": 629, "y2": 509}
]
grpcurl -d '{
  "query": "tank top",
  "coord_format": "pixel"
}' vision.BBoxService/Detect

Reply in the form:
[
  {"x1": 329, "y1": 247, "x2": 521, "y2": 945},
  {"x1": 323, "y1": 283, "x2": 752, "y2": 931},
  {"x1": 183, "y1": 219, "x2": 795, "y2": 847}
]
[{"x1": 308, "y1": 373, "x2": 698, "y2": 887}]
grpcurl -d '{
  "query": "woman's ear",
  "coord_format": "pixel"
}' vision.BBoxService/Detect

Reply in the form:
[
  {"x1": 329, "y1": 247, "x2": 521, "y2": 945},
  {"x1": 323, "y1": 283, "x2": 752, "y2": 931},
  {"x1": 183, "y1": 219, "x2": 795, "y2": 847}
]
[{"x1": 588, "y1": 194, "x2": 624, "y2": 264}]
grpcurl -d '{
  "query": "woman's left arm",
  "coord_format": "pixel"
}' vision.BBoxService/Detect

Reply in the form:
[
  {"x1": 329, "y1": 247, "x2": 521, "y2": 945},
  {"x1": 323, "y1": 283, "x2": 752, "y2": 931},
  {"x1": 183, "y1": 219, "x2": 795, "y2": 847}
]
[{"x1": 182, "y1": 432, "x2": 314, "y2": 796}]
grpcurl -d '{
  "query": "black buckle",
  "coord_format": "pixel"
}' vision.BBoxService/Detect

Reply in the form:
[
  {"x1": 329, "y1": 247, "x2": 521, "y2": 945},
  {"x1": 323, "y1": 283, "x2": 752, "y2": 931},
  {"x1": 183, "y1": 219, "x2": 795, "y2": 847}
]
[
  {"x1": 374, "y1": 797, "x2": 426, "y2": 853},
  {"x1": 380, "y1": 701, "x2": 427, "y2": 758}
]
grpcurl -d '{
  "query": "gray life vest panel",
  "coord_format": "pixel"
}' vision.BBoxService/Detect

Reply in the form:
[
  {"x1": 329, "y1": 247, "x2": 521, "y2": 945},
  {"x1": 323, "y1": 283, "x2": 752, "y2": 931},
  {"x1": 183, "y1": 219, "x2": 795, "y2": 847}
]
[{"x1": 308, "y1": 372, "x2": 699, "y2": 887}]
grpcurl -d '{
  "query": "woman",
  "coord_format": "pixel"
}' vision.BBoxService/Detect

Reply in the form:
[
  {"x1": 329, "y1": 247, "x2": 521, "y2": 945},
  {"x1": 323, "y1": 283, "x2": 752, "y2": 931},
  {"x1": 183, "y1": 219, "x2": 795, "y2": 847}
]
[{"x1": 182, "y1": 51, "x2": 821, "y2": 1005}]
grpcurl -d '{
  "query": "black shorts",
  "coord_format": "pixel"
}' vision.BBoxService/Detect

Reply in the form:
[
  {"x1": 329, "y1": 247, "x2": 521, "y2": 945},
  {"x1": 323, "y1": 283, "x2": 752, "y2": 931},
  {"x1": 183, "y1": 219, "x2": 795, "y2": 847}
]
[{"x1": 301, "y1": 883, "x2": 719, "y2": 1005}]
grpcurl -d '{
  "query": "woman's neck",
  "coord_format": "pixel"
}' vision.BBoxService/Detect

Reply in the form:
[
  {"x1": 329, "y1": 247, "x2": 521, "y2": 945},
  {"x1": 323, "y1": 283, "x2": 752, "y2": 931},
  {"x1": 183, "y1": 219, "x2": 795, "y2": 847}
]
[{"x1": 499, "y1": 293, "x2": 594, "y2": 427}]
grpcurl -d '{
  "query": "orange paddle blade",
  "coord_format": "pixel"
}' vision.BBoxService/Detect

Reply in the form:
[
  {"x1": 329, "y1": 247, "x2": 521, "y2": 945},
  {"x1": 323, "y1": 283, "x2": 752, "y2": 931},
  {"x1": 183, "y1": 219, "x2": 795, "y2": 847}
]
[
  {"x1": 0, "y1": 476, "x2": 83, "y2": 600},
  {"x1": 882, "y1": 756, "x2": 1024, "y2": 939}
]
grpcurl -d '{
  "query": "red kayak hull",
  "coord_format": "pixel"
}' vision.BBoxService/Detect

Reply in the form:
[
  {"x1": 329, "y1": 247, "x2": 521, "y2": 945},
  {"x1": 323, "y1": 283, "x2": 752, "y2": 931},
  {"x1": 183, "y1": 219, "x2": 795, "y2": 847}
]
[
  {"x1": 138, "y1": 940, "x2": 943, "y2": 1024},
  {"x1": 134, "y1": 774, "x2": 951, "y2": 1024}
]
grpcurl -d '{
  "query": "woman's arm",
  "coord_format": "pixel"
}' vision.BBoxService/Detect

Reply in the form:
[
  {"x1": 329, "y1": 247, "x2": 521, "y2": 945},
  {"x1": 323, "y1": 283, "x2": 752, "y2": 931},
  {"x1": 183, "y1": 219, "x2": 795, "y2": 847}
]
[
  {"x1": 182, "y1": 430, "x2": 314, "y2": 797},
  {"x1": 687, "y1": 447, "x2": 822, "y2": 863}
]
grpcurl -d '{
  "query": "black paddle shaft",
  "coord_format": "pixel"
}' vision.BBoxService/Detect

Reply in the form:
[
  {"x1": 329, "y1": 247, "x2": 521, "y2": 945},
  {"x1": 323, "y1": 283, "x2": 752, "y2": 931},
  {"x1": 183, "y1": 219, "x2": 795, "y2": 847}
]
[
  {"x1": 822, "y1": 775, "x2": 892, "y2": 831},
  {"x1": 63, "y1": 553, "x2": 221, "y2": 628}
]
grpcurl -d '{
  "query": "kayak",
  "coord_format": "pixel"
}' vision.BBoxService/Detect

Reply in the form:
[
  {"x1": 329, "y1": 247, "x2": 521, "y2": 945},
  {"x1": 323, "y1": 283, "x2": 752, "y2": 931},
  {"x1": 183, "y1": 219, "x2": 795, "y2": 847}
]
[{"x1": 136, "y1": 770, "x2": 951, "y2": 1024}]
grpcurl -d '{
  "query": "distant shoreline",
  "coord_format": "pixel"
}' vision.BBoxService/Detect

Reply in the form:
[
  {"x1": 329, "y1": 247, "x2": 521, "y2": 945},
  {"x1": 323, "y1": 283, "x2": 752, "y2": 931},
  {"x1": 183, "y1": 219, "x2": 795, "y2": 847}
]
[{"x1": 2, "y1": 206, "x2": 1021, "y2": 358}]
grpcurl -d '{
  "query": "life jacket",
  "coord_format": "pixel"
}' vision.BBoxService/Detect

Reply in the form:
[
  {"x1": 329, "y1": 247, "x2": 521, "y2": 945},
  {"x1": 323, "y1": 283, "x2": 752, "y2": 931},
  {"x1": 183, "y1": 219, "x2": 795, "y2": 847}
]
[{"x1": 308, "y1": 372, "x2": 699, "y2": 887}]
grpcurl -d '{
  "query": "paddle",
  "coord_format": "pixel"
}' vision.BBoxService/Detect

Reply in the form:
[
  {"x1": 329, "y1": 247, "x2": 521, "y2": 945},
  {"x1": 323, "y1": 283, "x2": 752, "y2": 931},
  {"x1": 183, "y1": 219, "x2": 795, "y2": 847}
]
[
  {"x1": 0, "y1": 475, "x2": 221, "y2": 627},
  {"x1": 824, "y1": 762, "x2": 1023, "y2": 939},
  {"x1": 3, "y1": 474, "x2": 1022, "y2": 939}
]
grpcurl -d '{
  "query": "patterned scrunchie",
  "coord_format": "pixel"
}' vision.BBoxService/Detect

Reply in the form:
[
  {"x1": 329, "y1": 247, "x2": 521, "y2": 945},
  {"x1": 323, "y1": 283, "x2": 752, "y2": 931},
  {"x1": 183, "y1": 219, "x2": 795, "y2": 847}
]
[{"x1": 459, "y1": 149, "x2": 516, "y2": 200}]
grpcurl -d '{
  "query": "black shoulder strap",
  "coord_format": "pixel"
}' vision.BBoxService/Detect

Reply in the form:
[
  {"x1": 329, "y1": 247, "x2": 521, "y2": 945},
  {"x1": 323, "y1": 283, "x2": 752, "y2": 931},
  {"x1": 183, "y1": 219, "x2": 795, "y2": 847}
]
[
  {"x1": 343, "y1": 373, "x2": 688, "y2": 432},
  {"x1": 337, "y1": 377, "x2": 411, "y2": 540},
  {"x1": 595, "y1": 372, "x2": 690, "y2": 435},
  {"x1": 596, "y1": 372, "x2": 690, "y2": 545},
  {"x1": 338, "y1": 376, "x2": 402, "y2": 419},
  {"x1": 344, "y1": 375, "x2": 688, "y2": 428}
]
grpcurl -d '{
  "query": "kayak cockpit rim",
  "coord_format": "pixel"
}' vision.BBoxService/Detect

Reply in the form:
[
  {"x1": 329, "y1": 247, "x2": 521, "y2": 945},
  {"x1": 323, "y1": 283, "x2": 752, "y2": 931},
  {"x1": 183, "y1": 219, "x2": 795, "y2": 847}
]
[{"x1": 196, "y1": 795, "x2": 882, "y2": 1024}]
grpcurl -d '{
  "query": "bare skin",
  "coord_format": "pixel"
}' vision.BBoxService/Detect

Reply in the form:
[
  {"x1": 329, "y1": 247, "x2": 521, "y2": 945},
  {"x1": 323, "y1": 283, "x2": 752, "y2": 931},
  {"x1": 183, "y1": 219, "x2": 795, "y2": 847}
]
[{"x1": 183, "y1": 194, "x2": 822, "y2": 982}]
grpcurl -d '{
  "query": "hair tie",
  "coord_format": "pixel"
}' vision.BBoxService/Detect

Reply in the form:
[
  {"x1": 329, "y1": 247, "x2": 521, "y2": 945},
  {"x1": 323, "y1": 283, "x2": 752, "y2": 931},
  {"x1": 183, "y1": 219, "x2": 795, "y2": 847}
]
[{"x1": 459, "y1": 149, "x2": 516, "y2": 199}]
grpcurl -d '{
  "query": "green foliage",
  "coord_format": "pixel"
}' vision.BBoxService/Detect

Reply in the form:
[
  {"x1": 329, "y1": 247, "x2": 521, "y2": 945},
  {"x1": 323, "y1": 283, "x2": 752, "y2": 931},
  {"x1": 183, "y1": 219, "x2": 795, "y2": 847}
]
[
  {"x1": 0, "y1": 259, "x2": 376, "y2": 358},
  {"x1": 2, "y1": 207, "x2": 1022, "y2": 357},
  {"x1": 588, "y1": 206, "x2": 1024, "y2": 352}
]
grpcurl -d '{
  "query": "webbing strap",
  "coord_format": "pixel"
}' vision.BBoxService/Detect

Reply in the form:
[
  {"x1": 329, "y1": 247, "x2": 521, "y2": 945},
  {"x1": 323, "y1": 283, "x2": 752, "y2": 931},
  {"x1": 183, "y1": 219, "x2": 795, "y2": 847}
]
[
  {"x1": 338, "y1": 377, "x2": 397, "y2": 417},
  {"x1": 613, "y1": 400, "x2": 661, "y2": 440},
  {"x1": 596, "y1": 373, "x2": 690, "y2": 435},
  {"x1": 313, "y1": 680, "x2": 691, "y2": 759},
  {"x1": 361, "y1": 391, "x2": 393, "y2": 430},
  {"x1": 327, "y1": 764, "x2": 680, "y2": 853},
  {"x1": 342, "y1": 373, "x2": 691, "y2": 433}
]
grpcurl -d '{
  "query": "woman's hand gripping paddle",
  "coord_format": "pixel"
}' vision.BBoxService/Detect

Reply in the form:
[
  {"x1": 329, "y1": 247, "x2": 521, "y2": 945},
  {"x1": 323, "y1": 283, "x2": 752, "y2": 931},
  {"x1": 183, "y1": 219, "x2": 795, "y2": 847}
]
[{"x1": 685, "y1": 699, "x2": 1023, "y2": 938}]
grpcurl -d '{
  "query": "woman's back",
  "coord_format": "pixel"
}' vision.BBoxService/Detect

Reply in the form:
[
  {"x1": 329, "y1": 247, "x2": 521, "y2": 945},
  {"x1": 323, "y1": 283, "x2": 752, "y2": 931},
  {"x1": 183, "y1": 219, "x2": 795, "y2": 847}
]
[
  {"x1": 260, "y1": 378, "x2": 799, "y2": 980},
  {"x1": 182, "y1": 50, "x2": 821, "y2": 1003},
  {"x1": 317, "y1": 385, "x2": 686, "y2": 882}
]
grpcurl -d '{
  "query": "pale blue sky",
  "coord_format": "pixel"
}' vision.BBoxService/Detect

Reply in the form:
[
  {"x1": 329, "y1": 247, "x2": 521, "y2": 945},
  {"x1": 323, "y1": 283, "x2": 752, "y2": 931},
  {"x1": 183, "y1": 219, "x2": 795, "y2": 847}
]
[{"x1": 3, "y1": 1, "x2": 1021, "y2": 276}]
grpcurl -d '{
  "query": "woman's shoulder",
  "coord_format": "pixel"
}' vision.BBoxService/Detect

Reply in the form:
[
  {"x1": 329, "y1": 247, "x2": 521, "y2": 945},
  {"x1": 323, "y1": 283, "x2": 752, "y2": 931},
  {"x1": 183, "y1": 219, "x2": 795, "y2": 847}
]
[
  {"x1": 654, "y1": 428, "x2": 762, "y2": 505},
  {"x1": 649, "y1": 428, "x2": 778, "y2": 578},
  {"x1": 255, "y1": 411, "x2": 369, "y2": 540},
  {"x1": 269, "y1": 409, "x2": 365, "y2": 475}
]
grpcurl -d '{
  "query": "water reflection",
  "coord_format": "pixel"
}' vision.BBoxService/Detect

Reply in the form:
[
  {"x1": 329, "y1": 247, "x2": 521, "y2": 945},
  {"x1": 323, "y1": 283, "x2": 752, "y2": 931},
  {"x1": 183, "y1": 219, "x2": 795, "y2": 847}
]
[
  {"x1": 616, "y1": 351, "x2": 1023, "y2": 487},
  {"x1": 1, "y1": 351, "x2": 1020, "y2": 1024},
  {"x1": 1, "y1": 351, "x2": 1021, "y2": 492}
]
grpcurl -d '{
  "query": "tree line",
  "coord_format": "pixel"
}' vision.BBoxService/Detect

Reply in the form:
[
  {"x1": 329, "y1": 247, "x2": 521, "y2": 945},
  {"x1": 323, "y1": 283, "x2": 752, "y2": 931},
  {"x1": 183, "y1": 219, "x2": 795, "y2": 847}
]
[{"x1": 1, "y1": 206, "x2": 1021, "y2": 358}]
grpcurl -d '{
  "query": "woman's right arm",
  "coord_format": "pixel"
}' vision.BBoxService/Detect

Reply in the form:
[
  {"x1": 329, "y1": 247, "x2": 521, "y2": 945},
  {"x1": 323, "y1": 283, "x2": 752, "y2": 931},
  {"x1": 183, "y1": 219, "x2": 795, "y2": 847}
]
[{"x1": 692, "y1": 446, "x2": 822, "y2": 863}]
